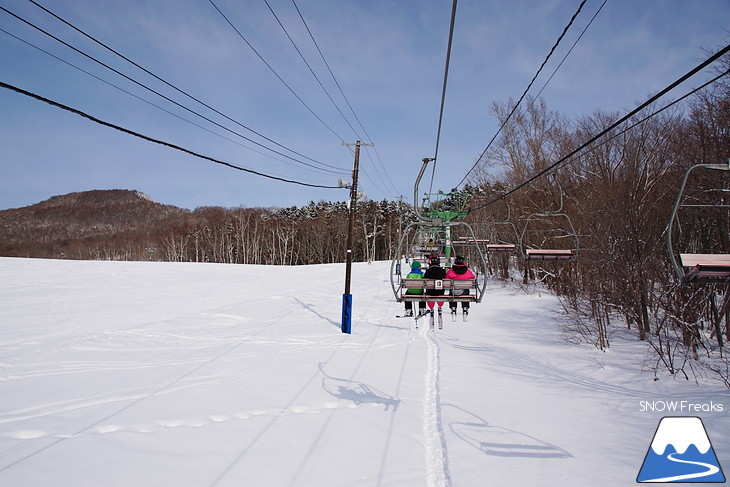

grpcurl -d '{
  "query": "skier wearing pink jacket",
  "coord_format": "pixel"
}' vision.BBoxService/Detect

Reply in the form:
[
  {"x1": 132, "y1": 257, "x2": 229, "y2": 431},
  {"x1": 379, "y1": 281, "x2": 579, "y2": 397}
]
[{"x1": 446, "y1": 256, "x2": 476, "y2": 320}]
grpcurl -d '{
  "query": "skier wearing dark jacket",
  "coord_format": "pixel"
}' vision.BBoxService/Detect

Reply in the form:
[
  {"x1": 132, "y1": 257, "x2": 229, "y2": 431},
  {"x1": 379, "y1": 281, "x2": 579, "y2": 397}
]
[{"x1": 424, "y1": 256, "x2": 447, "y2": 313}]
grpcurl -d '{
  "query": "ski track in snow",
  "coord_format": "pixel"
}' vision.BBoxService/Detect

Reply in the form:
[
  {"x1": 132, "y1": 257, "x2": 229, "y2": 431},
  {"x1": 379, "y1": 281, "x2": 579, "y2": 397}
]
[
  {"x1": 0, "y1": 259, "x2": 411, "y2": 486},
  {"x1": 1, "y1": 400, "x2": 361, "y2": 440},
  {"x1": 0, "y1": 305, "x2": 292, "y2": 474},
  {"x1": 2, "y1": 259, "x2": 728, "y2": 486},
  {"x1": 211, "y1": 264, "x2": 395, "y2": 486},
  {"x1": 422, "y1": 321, "x2": 450, "y2": 487}
]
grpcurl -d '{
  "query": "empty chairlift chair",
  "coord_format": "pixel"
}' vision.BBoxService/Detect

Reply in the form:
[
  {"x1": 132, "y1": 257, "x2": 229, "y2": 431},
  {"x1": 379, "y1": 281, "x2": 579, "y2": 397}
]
[
  {"x1": 667, "y1": 161, "x2": 730, "y2": 284},
  {"x1": 485, "y1": 205, "x2": 519, "y2": 253},
  {"x1": 520, "y1": 182, "x2": 578, "y2": 263}
]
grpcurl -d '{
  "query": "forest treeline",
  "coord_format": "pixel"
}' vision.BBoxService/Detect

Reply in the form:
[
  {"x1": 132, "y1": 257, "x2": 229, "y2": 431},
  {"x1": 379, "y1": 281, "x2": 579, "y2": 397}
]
[
  {"x1": 0, "y1": 190, "x2": 413, "y2": 266},
  {"x1": 464, "y1": 57, "x2": 729, "y2": 385},
  {"x1": 1, "y1": 56, "x2": 727, "y2": 384}
]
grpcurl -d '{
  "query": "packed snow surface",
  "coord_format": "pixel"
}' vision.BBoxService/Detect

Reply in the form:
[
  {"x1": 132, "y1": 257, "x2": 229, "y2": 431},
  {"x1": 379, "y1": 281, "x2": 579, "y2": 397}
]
[{"x1": 0, "y1": 258, "x2": 727, "y2": 486}]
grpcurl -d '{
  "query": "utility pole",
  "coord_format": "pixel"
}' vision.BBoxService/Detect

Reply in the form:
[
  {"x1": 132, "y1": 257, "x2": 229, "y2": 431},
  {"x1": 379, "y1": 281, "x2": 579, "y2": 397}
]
[
  {"x1": 395, "y1": 195, "x2": 403, "y2": 277},
  {"x1": 341, "y1": 140, "x2": 373, "y2": 334}
]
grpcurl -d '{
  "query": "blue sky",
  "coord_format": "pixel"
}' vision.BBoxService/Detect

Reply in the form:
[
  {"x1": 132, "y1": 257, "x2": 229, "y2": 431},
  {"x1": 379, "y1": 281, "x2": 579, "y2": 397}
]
[{"x1": 1, "y1": 0, "x2": 728, "y2": 211}]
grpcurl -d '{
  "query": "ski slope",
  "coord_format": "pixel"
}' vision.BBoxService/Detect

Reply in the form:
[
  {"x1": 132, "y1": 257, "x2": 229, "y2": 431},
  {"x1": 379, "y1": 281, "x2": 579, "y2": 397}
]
[{"x1": 0, "y1": 257, "x2": 727, "y2": 486}]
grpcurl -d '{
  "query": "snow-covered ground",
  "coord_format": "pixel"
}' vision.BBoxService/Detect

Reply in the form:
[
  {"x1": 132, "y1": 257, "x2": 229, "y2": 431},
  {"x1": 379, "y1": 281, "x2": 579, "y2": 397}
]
[{"x1": 0, "y1": 257, "x2": 727, "y2": 486}]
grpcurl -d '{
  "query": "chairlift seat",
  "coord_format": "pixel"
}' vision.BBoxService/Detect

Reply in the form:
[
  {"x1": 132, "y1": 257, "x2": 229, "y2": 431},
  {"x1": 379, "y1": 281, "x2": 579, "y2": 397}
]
[
  {"x1": 399, "y1": 278, "x2": 478, "y2": 302},
  {"x1": 486, "y1": 244, "x2": 515, "y2": 252},
  {"x1": 679, "y1": 253, "x2": 730, "y2": 283},
  {"x1": 525, "y1": 249, "x2": 575, "y2": 261}
]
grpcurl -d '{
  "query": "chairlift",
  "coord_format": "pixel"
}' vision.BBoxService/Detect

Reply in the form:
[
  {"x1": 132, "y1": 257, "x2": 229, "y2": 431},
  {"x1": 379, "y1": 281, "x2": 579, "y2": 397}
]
[
  {"x1": 484, "y1": 202, "x2": 518, "y2": 253},
  {"x1": 464, "y1": 205, "x2": 519, "y2": 279},
  {"x1": 410, "y1": 227, "x2": 449, "y2": 267},
  {"x1": 452, "y1": 234, "x2": 491, "y2": 276},
  {"x1": 667, "y1": 160, "x2": 730, "y2": 284},
  {"x1": 391, "y1": 158, "x2": 488, "y2": 305},
  {"x1": 452, "y1": 235, "x2": 490, "y2": 248},
  {"x1": 519, "y1": 179, "x2": 578, "y2": 262}
]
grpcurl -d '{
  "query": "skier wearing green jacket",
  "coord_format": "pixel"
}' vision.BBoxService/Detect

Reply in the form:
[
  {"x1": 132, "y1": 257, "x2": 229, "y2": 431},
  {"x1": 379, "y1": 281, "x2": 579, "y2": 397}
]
[{"x1": 404, "y1": 261, "x2": 427, "y2": 317}]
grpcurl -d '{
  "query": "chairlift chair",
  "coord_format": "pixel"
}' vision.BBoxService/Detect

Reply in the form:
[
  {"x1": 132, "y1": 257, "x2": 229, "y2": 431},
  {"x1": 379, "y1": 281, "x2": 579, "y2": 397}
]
[
  {"x1": 667, "y1": 161, "x2": 730, "y2": 284},
  {"x1": 519, "y1": 180, "x2": 578, "y2": 262},
  {"x1": 487, "y1": 244, "x2": 517, "y2": 252},
  {"x1": 466, "y1": 207, "x2": 518, "y2": 278},
  {"x1": 485, "y1": 203, "x2": 518, "y2": 252},
  {"x1": 410, "y1": 227, "x2": 448, "y2": 266},
  {"x1": 391, "y1": 158, "x2": 488, "y2": 305}
]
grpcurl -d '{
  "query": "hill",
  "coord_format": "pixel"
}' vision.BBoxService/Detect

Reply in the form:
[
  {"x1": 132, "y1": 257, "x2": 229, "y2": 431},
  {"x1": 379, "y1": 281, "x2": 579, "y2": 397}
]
[
  {"x1": 0, "y1": 190, "x2": 404, "y2": 265},
  {"x1": 0, "y1": 190, "x2": 188, "y2": 259}
]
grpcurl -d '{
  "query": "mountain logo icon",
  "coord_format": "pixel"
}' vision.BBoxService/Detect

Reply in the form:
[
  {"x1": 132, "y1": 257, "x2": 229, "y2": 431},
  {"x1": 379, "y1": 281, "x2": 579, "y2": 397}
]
[{"x1": 637, "y1": 416, "x2": 725, "y2": 483}]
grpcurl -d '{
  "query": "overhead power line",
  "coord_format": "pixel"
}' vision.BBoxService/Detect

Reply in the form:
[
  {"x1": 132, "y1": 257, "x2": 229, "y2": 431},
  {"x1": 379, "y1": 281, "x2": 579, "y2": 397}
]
[
  {"x1": 0, "y1": 28, "x2": 339, "y2": 177},
  {"x1": 519, "y1": 0, "x2": 607, "y2": 121},
  {"x1": 0, "y1": 80, "x2": 342, "y2": 189},
  {"x1": 16, "y1": 0, "x2": 345, "y2": 174},
  {"x1": 456, "y1": 0, "x2": 588, "y2": 189},
  {"x1": 264, "y1": 0, "x2": 357, "y2": 138},
  {"x1": 289, "y1": 0, "x2": 398, "y2": 196},
  {"x1": 433, "y1": 0, "x2": 458, "y2": 164},
  {"x1": 575, "y1": 67, "x2": 730, "y2": 167},
  {"x1": 467, "y1": 44, "x2": 730, "y2": 214},
  {"x1": 428, "y1": 0, "x2": 459, "y2": 197},
  {"x1": 265, "y1": 0, "x2": 398, "y2": 198},
  {"x1": 208, "y1": 0, "x2": 347, "y2": 144}
]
